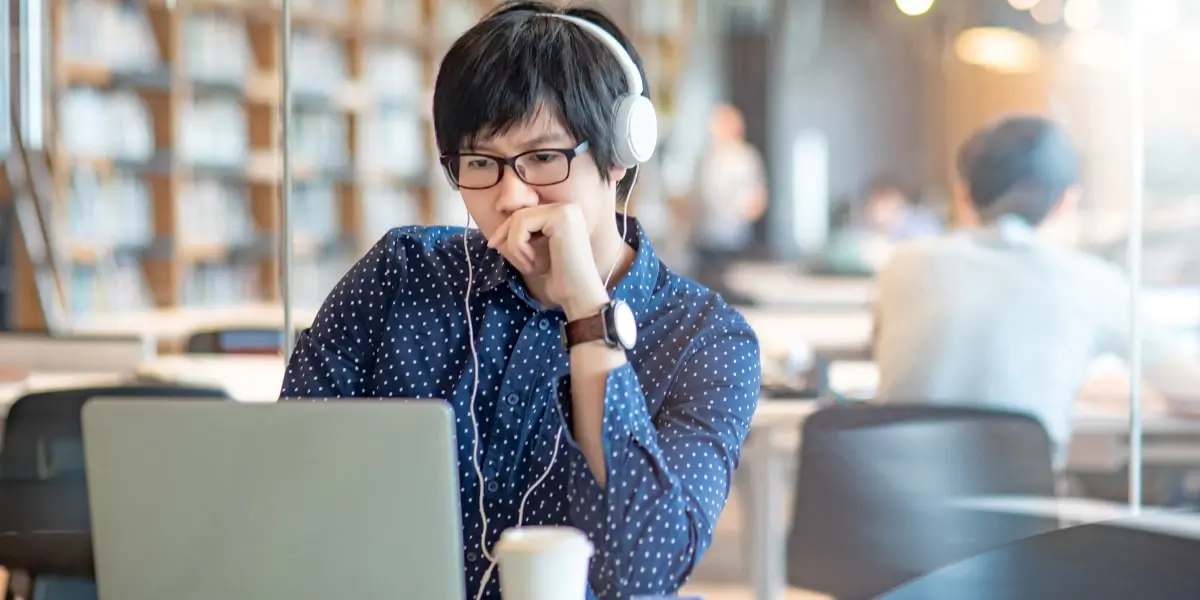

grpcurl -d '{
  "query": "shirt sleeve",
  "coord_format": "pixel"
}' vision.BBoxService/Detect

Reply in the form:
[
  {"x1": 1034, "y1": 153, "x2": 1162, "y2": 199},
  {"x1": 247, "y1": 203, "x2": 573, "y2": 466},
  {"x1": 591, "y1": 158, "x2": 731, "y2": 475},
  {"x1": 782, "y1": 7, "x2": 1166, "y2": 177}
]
[
  {"x1": 279, "y1": 231, "x2": 406, "y2": 399},
  {"x1": 1088, "y1": 257, "x2": 1200, "y2": 405},
  {"x1": 554, "y1": 316, "x2": 761, "y2": 598}
]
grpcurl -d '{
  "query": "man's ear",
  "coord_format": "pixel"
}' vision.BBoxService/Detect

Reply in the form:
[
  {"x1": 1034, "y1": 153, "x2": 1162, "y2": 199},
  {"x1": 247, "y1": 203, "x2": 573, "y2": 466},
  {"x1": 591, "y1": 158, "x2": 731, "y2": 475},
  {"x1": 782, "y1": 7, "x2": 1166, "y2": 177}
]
[
  {"x1": 1049, "y1": 185, "x2": 1082, "y2": 220},
  {"x1": 611, "y1": 166, "x2": 629, "y2": 184}
]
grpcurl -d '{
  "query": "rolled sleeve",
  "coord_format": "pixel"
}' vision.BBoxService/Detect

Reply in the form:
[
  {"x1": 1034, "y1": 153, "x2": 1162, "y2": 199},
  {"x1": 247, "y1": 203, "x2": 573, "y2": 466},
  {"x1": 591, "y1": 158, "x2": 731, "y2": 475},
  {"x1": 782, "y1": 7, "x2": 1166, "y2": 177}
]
[
  {"x1": 280, "y1": 230, "x2": 407, "y2": 399},
  {"x1": 555, "y1": 321, "x2": 761, "y2": 598}
]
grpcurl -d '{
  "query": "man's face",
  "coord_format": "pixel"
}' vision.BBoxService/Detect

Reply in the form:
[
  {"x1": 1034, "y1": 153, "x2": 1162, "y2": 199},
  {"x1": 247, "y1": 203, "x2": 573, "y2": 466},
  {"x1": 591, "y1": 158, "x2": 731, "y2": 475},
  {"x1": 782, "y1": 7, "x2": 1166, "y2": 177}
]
[
  {"x1": 866, "y1": 188, "x2": 906, "y2": 229},
  {"x1": 454, "y1": 111, "x2": 625, "y2": 275}
]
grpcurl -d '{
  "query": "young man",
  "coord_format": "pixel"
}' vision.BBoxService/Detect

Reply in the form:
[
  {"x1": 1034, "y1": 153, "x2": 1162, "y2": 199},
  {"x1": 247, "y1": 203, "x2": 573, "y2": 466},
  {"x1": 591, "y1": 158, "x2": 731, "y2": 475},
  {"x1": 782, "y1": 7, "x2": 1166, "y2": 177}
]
[
  {"x1": 873, "y1": 115, "x2": 1200, "y2": 466},
  {"x1": 279, "y1": 3, "x2": 761, "y2": 599}
]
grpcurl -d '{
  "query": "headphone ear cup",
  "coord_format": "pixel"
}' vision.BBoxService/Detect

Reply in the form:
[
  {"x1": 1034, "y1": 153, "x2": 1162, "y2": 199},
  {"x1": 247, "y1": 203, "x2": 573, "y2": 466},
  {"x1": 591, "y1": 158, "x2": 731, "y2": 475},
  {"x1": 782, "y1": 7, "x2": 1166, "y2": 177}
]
[{"x1": 612, "y1": 94, "x2": 658, "y2": 168}]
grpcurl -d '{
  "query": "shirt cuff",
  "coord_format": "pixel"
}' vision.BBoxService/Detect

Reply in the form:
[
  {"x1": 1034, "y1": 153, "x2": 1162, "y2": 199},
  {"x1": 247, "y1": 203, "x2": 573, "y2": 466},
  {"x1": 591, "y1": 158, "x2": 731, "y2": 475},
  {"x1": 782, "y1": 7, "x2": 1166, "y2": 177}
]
[{"x1": 554, "y1": 363, "x2": 657, "y2": 499}]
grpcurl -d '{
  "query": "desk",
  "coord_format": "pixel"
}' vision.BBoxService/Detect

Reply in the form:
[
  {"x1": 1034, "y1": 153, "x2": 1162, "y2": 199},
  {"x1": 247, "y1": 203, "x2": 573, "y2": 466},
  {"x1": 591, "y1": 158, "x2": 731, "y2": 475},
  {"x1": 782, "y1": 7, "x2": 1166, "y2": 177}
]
[
  {"x1": 879, "y1": 499, "x2": 1200, "y2": 599},
  {"x1": 727, "y1": 264, "x2": 875, "y2": 310},
  {"x1": 135, "y1": 355, "x2": 286, "y2": 403},
  {"x1": 740, "y1": 309, "x2": 872, "y2": 354},
  {"x1": 70, "y1": 305, "x2": 318, "y2": 350}
]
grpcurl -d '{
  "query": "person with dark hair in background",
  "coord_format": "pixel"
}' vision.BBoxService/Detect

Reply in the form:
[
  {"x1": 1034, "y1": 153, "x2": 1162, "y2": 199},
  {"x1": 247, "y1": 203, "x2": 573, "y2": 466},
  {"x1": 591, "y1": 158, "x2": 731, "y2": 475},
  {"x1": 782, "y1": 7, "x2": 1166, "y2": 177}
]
[
  {"x1": 816, "y1": 179, "x2": 941, "y2": 275},
  {"x1": 279, "y1": 2, "x2": 761, "y2": 599},
  {"x1": 874, "y1": 115, "x2": 1200, "y2": 468}
]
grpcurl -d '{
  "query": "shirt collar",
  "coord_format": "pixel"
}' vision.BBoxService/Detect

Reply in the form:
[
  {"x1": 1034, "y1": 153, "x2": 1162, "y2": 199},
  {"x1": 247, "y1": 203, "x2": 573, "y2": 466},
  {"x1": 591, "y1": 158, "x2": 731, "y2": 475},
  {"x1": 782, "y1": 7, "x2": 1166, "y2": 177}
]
[
  {"x1": 473, "y1": 213, "x2": 664, "y2": 315},
  {"x1": 970, "y1": 213, "x2": 1038, "y2": 248}
]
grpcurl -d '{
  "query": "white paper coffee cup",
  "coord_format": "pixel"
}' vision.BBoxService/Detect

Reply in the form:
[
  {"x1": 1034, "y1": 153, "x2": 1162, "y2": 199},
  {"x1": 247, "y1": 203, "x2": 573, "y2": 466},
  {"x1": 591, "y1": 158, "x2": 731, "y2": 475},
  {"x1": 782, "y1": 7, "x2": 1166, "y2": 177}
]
[{"x1": 495, "y1": 526, "x2": 594, "y2": 600}]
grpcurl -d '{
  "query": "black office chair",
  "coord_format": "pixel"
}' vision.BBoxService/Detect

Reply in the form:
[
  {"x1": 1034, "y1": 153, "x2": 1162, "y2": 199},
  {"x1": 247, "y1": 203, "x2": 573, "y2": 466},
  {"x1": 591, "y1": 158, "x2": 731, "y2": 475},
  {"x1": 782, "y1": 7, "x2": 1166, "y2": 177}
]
[
  {"x1": 0, "y1": 384, "x2": 228, "y2": 599},
  {"x1": 786, "y1": 403, "x2": 1060, "y2": 600},
  {"x1": 881, "y1": 514, "x2": 1200, "y2": 599}
]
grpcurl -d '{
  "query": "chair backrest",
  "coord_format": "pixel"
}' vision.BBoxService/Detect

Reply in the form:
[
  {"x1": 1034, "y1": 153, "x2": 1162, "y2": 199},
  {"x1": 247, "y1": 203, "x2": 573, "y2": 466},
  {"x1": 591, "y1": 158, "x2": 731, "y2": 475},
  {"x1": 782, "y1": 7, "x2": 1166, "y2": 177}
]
[
  {"x1": 881, "y1": 514, "x2": 1200, "y2": 599},
  {"x1": 0, "y1": 385, "x2": 228, "y2": 480},
  {"x1": 787, "y1": 403, "x2": 1059, "y2": 599},
  {"x1": 0, "y1": 333, "x2": 153, "y2": 372},
  {"x1": 184, "y1": 328, "x2": 301, "y2": 355}
]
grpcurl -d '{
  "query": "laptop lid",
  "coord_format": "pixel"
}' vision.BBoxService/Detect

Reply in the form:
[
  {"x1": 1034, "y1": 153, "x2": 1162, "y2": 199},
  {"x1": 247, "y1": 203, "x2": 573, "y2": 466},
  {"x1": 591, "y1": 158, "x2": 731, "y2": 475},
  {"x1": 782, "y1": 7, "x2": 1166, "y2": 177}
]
[{"x1": 82, "y1": 399, "x2": 464, "y2": 600}]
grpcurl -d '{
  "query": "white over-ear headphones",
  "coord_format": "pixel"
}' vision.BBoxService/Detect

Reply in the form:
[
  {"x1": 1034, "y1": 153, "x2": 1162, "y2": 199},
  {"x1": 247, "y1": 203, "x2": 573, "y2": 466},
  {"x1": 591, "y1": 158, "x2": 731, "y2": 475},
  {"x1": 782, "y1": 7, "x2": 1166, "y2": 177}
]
[
  {"x1": 546, "y1": 13, "x2": 658, "y2": 169},
  {"x1": 439, "y1": 12, "x2": 659, "y2": 192}
]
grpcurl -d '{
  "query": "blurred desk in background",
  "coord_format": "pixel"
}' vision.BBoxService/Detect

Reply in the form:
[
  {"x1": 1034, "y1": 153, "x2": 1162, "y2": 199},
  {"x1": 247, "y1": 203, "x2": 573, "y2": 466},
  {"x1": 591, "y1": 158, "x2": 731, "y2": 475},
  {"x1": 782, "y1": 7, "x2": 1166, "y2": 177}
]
[
  {"x1": 135, "y1": 355, "x2": 286, "y2": 402},
  {"x1": 741, "y1": 308, "x2": 872, "y2": 353},
  {"x1": 727, "y1": 263, "x2": 875, "y2": 311},
  {"x1": 70, "y1": 305, "x2": 318, "y2": 352}
]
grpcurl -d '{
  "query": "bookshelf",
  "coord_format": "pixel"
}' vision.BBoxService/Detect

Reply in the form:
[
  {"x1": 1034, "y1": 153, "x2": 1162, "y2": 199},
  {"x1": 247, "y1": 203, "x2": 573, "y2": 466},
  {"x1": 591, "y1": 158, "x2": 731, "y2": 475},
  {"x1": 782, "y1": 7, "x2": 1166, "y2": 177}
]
[{"x1": 8, "y1": 0, "x2": 694, "y2": 331}]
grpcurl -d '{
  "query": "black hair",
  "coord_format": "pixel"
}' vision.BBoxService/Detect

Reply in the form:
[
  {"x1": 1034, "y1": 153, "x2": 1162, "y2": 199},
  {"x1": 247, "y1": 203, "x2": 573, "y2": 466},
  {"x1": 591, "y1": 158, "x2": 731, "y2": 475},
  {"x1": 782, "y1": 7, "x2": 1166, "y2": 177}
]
[
  {"x1": 956, "y1": 115, "x2": 1080, "y2": 226},
  {"x1": 432, "y1": 1, "x2": 650, "y2": 201}
]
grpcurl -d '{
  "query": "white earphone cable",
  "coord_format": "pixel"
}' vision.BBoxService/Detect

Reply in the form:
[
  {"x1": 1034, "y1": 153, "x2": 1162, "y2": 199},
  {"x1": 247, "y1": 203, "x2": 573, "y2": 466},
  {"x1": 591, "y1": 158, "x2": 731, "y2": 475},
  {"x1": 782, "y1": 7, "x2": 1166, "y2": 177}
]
[{"x1": 466, "y1": 171, "x2": 637, "y2": 600}]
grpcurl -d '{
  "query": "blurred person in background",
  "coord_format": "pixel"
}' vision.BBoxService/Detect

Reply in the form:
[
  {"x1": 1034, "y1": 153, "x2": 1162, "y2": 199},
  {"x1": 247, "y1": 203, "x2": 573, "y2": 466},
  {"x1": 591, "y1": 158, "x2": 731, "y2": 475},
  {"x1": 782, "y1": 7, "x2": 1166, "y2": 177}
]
[
  {"x1": 687, "y1": 103, "x2": 767, "y2": 305},
  {"x1": 873, "y1": 115, "x2": 1200, "y2": 476},
  {"x1": 815, "y1": 179, "x2": 941, "y2": 275}
]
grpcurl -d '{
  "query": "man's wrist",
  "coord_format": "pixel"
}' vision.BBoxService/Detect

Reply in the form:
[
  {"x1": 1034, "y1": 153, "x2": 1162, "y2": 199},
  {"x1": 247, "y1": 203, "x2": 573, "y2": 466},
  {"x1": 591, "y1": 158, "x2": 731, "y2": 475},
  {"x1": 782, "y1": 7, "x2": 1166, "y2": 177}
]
[{"x1": 562, "y1": 287, "x2": 610, "y2": 321}]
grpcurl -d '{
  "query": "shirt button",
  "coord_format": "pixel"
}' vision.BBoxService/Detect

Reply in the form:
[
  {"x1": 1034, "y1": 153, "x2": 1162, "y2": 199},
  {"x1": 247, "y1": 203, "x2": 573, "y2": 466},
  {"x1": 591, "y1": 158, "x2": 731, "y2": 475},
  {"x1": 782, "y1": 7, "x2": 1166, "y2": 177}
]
[
  {"x1": 486, "y1": 481, "x2": 499, "y2": 493},
  {"x1": 505, "y1": 393, "x2": 520, "y2": 406},
  {"x1": 538, "y1": 318, "x2": 551, "y2": 330},
  {"x1": 466, "y1": 552, "x2": 478, "y2": 562}
]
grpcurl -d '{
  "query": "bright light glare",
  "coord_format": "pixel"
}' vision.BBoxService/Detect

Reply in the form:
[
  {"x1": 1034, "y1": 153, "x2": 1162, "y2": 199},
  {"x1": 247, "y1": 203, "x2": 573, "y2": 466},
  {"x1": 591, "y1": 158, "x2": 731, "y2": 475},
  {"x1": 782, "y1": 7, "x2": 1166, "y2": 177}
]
[
  {"x1": 1063, "y1": 30, "x2": 1126, "y2": 69},
  {"x1": 1031, "y1": 0, "x2": 1063, "y2": 23},
  {"x1": 1143, "y1": 0, "x2": 1179, "y2": 32},
  {"x1": 896, "y1": 0, "x2": 935, "y2": 17},
  {"x1": 954, "y1": 27, "x2": 1041, "y2": 74},
  {"x1": 1009, "y1": 0, "x2": 1040, "y2": 10},
  {"x1": 1064, "y1": 0, "x2": 1101, "y2": 30}
]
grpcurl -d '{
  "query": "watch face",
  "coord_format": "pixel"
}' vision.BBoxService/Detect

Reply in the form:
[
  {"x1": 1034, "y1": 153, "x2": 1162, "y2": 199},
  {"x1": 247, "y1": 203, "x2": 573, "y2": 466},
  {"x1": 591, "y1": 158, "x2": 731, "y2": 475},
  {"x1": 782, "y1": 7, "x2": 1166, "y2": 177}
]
[{"x1": 611, "y1": 301, "x2": 638, "y2": 349}]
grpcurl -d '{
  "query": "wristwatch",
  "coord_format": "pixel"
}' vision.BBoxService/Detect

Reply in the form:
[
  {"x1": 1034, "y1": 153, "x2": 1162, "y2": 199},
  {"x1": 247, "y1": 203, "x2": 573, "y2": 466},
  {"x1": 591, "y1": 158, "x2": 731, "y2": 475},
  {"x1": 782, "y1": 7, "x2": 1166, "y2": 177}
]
[{"x1": 560, "y1": 299, "x2": 638, "y2": 351}]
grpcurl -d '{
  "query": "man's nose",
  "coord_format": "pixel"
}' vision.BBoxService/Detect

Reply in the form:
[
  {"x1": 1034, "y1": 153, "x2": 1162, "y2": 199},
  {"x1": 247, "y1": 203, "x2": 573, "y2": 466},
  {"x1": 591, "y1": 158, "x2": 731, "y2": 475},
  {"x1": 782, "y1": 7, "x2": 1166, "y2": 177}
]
[{"x1": 495, "y1": 166, "x2": 540, "y2": 215}]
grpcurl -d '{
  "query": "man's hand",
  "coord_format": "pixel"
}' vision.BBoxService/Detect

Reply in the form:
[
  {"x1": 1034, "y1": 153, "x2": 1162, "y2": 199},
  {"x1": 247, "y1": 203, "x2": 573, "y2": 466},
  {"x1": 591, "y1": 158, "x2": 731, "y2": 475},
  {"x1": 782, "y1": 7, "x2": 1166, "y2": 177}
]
[{"x1": 487, "y1": 204, "x2": 610, "y2": 318}]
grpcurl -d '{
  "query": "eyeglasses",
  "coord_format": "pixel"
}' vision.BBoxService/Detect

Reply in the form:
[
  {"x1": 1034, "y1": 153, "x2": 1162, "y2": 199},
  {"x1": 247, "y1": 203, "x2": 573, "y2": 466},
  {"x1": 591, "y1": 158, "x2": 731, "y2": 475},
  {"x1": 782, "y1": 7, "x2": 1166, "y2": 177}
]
[{"x1": 440, "y1": 141, "x2": 590, "y2": 190}]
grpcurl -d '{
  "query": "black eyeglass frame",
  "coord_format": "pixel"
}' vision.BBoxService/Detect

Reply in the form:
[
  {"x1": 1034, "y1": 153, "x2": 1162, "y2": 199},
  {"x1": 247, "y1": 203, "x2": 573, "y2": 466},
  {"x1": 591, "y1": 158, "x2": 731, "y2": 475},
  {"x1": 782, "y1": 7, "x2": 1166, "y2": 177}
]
[{"x1": 439, "y1": 140, "x2": 591, "y2": 190}]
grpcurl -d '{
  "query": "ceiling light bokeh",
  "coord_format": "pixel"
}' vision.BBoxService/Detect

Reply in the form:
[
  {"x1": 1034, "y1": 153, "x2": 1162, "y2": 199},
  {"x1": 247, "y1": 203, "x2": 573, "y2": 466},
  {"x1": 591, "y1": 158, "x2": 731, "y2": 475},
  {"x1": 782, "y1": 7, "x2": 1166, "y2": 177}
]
[
  {"x1": 1143, "y1": 0, "x2": 1180, "y2": 32},
  {"x1": 1062, "y1": 29, "x2": 1126, "y2": 69},
  {"x1": 1009, "y1": 0, "x2": 1041, "y2": 9},
  {"x1": 895, "y1": 0, "x2": 935, "y2": 17},
  {"x1": 955, "y1": 27, "x2": 1041, "y2": 74},
  {"x1": 1063, "y1": 0, "x2": 1101, "y2": 31},
  {"x1": 1031, "y1": 0, "x2": 1064, "y2": 23}
]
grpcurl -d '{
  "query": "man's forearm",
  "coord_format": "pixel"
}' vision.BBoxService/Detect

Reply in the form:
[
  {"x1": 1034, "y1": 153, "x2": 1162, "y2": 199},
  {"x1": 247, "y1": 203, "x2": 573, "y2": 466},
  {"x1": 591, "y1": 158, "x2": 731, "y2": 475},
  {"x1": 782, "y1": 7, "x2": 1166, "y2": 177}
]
[
  {"x1": 561, "y1": 287, "x2": 628, "y2": 485},
  {"x1": 566, "y1": 339, "x2": 627, "y2": 485}
]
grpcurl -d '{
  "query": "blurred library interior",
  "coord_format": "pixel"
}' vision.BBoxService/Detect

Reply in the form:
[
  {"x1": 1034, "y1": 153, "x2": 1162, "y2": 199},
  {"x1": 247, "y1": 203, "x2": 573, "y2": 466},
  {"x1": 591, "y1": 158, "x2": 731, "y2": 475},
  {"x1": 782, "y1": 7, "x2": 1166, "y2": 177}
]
[
  {"x1": 4, "y1": 0, "x2": 1200, "y2": 328},
  {"x1": 4, "y1": 0, "x2": 1200, "y2": 599}
]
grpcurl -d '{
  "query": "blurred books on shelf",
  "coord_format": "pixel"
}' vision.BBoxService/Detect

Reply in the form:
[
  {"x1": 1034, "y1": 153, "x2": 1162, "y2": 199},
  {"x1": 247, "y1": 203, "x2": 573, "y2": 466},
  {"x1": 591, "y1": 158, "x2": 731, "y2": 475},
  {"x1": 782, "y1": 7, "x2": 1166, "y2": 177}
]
[
  {"x1": 59, "y1": 90, "x2": 155, "y2": 160},
  {"x1": 363, "y1": 185, "x2": 421, "y2": 243},
  {"x1": 187, "y1": 13, "x2": 252, "y2": 83},
  {"x1": 62, "y1": 0, "x2": 161, "y2": 72},
  {"x1": 12, "y1": 0, "x2": 694, "y2": 330},
  {"x1": 180, "y1": 97, "x2": 248, "y2": 167},
  {"x1": 178, "y1": 180, "x2": 256, "y2": 248}
]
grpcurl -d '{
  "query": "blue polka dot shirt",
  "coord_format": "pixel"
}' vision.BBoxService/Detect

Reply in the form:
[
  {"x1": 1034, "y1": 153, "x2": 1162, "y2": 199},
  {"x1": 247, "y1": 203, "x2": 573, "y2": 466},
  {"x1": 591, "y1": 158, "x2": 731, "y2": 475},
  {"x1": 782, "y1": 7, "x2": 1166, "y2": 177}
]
[{"x1": 280, "y1": 217, "x2": 762, "y2": 600}]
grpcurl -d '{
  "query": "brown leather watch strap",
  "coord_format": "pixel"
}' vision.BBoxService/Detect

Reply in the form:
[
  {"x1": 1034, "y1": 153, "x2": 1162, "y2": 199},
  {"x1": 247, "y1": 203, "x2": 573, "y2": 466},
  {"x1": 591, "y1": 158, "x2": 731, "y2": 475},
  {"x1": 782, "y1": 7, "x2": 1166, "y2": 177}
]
[{"x1": 562, "y1": 313, "x2": 607, "y2": 349}]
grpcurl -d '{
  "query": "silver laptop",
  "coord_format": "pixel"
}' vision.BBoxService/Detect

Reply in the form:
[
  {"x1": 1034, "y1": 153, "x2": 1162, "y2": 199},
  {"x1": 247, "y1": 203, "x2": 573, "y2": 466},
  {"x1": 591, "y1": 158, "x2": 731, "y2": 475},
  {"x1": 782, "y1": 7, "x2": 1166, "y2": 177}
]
[{"x1": 82, "y1": 399, "x2": 464, "y2": 600}]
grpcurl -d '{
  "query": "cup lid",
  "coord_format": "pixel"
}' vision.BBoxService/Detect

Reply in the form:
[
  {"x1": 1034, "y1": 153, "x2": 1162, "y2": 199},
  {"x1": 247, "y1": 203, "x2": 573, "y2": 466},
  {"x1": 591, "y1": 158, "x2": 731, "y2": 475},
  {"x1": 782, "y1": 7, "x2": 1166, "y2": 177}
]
[{"x1": 495, "y1": 526, "x2": 594, "y2": 557}]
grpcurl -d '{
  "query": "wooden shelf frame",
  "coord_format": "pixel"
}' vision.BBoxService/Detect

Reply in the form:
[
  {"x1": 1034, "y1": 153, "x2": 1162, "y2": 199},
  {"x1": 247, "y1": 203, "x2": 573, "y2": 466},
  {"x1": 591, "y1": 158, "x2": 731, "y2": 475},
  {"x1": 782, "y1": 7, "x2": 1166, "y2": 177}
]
[{"x1": 7, "y1": 0, "x2": 696, "y2": 331}]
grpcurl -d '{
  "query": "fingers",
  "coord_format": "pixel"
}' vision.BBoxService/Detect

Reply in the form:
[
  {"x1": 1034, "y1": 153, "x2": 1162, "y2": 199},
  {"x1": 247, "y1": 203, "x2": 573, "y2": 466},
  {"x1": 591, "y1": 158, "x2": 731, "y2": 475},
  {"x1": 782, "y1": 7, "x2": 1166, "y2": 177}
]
[{"x1": 488, "y1": 212, "x2": 539, "y2": 273}]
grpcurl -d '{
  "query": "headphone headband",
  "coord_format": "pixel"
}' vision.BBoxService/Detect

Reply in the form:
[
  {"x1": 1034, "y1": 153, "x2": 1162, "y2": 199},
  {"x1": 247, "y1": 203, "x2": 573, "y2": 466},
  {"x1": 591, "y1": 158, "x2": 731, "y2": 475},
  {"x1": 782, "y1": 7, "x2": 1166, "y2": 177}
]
[
  {"x1": 544, "y1": 13, "x2": 644, "y2": 98},
  {"x1": 541, "y1": 11, "x2": 657, "y2": 168}
]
